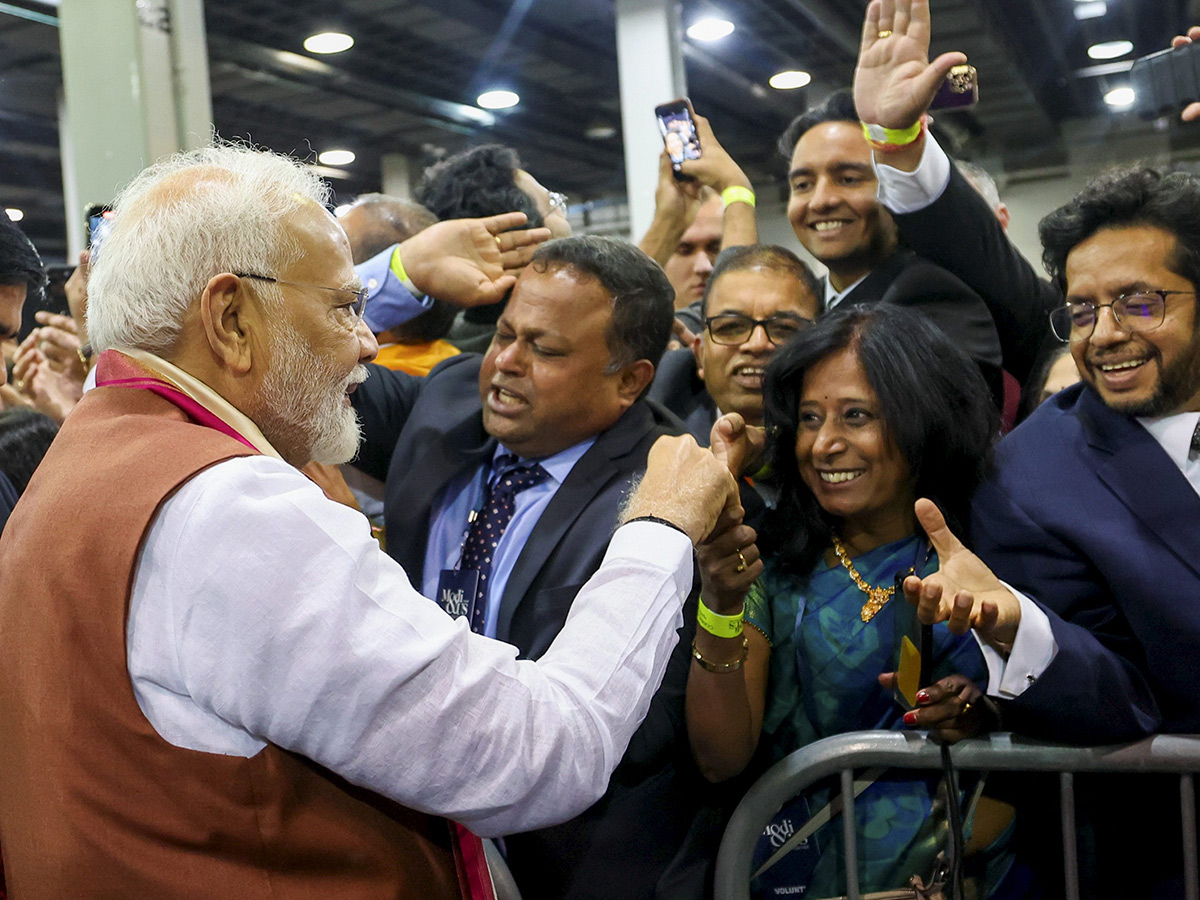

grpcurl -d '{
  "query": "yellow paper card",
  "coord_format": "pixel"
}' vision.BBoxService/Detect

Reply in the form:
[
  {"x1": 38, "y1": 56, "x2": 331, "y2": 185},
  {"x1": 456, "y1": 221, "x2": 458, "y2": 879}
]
[{"x1": 896, "y1": 635, "x2": 921, "y2": 708}]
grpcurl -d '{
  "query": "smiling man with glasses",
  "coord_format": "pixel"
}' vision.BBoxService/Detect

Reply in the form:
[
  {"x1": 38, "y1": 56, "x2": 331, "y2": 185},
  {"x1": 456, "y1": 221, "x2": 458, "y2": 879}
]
[{"x1": 651, "y1": 245, "x2": 820, "y2": 451}]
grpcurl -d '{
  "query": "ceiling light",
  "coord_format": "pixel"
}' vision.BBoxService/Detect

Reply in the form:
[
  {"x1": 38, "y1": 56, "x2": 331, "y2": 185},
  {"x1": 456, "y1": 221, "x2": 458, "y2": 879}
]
[
  {"x1": 769, "y1": 70, "x2": 812, "y2": 90},
  {"x1": 1104, "y1": 86, "x2": 1135, "y2": 107},
  {"x1": 477, "y1": 89, "x2": 519, "y2": 110},
  {"x1": 686, "y1": 18, "x2": 735, "y2": 41},
  {"x1": 1088, "y1": 40, "x2": 1133, "y2": 60},
  {"x1": 585, "y1": 123, "x2": 618, "y2": 140},
  {"x1": 303, "y1": 32, "x2": 354, "y2": 54},
  {"x1": 5, "y1": 208, "x2": 23, "y2": 222},
  {"x1": 1073, "y1": 1, "x2": 1106, "y2": 20},
  {"x1": 318, "y1": 149, "x2": 356, "y2": 166}
]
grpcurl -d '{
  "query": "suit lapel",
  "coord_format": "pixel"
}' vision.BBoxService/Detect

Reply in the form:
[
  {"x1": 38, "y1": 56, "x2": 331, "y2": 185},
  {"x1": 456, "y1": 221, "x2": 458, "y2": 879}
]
[
  {"x1": 495, "y1": 402, "x2": 658, "y2": 640},
  {"x1": 1079, "y1": 388, "x2": 1200, "y2": 579},
  {"x1": 837, "y1": 251, "x2": 912, "y2": 308}
]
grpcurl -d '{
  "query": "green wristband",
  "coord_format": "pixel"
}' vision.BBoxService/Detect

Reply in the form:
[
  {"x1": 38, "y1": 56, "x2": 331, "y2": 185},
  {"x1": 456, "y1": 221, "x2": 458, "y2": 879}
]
[
  {"x1": 721, "y1": 185, "x2": 756, "y2": 209},
  {"x1": 697, "y1": 596, "x2": 744, "y2": 639}
]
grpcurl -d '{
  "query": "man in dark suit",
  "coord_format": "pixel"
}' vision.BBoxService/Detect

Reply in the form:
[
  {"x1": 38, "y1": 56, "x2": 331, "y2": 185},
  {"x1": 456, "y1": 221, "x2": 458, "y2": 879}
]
[
  {"x1": 350, "y1": 234, "x2": 707, "y2": 900},
  {"x1": 853, "y1": 0, "x2": 1200, "y2": 738},
  {"x1": 650, "y1": 244, "x2": 821, "y2": 446},
  {"x1": 777, "y1": 90, "x2": 1003, "y2": 403}
]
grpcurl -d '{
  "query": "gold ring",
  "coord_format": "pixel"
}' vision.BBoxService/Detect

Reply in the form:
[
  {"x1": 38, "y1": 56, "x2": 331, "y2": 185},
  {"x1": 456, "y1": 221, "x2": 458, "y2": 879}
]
[
  {"x1": 735, "y1": 549, "x2": 748, "y2": 573},
  {"x1": 877, "y1": 29, "x2": 893, "y2": 38},
  {"x1": 13, "y1": 378, "x2": 24, "y2": 391},
  {"x1": 962, "y1": 701, "x2": 973, "y2": 714},
  {"x1": 495, "y1": 235, "x2": 503, "y2": 247}
]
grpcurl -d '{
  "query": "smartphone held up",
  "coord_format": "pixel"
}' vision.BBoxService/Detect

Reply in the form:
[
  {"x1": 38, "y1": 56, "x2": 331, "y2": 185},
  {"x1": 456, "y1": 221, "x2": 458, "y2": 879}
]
[{"x1": 654, "y1": 98, "x2": 702, "y2": 181}]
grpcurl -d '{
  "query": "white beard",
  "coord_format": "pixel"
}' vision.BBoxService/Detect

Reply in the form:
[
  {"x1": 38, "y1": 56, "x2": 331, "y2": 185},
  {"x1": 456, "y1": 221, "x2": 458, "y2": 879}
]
[{"x1": 258, "y1": 324, "x2": 365, "y2": 465}]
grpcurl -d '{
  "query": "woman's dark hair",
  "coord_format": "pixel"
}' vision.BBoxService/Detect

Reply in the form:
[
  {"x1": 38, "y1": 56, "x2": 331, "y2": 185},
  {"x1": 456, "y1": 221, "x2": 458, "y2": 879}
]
[
  {"x1": 0, "y1": 408, "x2": 59, "y2": 494},
  {"x1": 762, "y1": 304, "x2": 998, "y2": 575}
]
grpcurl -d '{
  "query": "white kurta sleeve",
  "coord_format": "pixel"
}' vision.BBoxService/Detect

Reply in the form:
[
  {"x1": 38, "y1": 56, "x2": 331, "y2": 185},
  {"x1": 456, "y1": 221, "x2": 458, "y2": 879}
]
[{"x1": 129, "y1": 455, "x2": 692, "y2": 836}]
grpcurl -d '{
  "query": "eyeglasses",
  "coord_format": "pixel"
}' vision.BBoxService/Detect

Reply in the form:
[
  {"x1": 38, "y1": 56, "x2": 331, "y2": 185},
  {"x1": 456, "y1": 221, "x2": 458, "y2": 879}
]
[
  {"x1": 547, "y1": 191, "x2": 568, "y2": 215},
  {"x1": 1049, "y1": 290, "x2": 1194, "y2": 342},
  {"x1": 704, "y1": 313, "x2": 812, "y2": 346},
  {"x1": 234, "y1": 272, "x2": 369, "y2": 321}
]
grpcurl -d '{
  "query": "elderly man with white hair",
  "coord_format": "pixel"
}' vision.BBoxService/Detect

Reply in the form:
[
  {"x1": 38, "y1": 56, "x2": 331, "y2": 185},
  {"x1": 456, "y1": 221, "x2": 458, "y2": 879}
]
[{"x1": 0, "y1": 144, "x2": 741, "y2": 900}]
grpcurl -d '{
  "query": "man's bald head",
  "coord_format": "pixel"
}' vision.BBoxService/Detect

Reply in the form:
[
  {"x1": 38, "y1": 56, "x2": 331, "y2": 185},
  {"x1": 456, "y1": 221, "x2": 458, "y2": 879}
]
[
  {"x1": 337, "y1": 194, "x2": 438, "y2": 264},
  {"x1": 87, "y1": 145, "x2": 330, "y2": 356}
]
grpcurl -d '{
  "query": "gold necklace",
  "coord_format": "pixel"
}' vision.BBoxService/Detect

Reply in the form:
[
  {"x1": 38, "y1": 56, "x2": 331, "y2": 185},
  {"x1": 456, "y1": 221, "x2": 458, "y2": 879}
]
[{"x1": 831, "y1": 534, "x2": 894, "y2": 623}]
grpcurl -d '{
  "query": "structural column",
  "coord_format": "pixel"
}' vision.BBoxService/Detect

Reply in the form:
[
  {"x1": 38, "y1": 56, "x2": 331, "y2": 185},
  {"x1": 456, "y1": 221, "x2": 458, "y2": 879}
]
[
  {"x1": 381, "y1": 153, "x2": 417, "y2": 201},
  {"x1": 615, "y1": 0, "x2": 686, "y2": 243},
  {"x1": 58, "y1": 0, "x2": 214, "y2": 257}
]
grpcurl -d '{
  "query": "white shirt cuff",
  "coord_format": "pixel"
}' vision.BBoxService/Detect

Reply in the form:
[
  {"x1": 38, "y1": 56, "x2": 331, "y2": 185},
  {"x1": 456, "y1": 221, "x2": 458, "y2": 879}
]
[
  {"x1": 973, "y1": 584, "x2": 1058, "y2": 699},
  {"x1": 874, "y1": 134, "x2": 952, "y2": 214}
]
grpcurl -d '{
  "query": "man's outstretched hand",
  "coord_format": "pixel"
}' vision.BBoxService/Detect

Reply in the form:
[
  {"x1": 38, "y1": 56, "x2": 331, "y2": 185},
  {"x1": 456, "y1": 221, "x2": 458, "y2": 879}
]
[
  {"x1": 901, "y1": 498, "x2": 1021, "y2": 655},
  {"x1": 853, "y1": 0, "x2": 967, "y2": 129},
  {"x1": 399, "y1": 212, "x2": 552, "y2": 308}
]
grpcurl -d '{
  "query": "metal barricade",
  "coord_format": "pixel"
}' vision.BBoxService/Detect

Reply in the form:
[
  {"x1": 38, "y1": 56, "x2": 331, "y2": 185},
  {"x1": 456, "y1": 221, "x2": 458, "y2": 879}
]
[{"x1": 713, "y1": 731, "x2": 1200, "y2": 900}]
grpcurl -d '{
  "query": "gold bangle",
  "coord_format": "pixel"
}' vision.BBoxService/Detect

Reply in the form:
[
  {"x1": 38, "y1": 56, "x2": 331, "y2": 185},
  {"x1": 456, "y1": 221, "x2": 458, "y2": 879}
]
[
  {"x1": 697, "y1": 596, "x2": 744, "y2": 638},
  {"x1": 692, "y1": 636, "x2": 749, "y2": 673}
]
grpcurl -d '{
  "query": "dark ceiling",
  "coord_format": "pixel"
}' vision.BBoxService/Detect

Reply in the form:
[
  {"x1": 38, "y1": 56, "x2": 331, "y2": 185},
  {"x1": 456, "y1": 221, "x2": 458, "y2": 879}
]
[{"x1": 1, "y1": 0, "x2": 1198, "y2": 262}]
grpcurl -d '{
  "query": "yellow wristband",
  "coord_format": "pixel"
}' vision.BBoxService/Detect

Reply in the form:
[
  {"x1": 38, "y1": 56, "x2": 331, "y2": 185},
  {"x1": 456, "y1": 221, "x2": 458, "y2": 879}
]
[
  {"x1": 861, "y1": 118, "x2": 924, "y2": 151},
  {"x1": 388, "y1": 246, "x2": 409, "y2": 283},
  {"x1": 721, "y1": 186, "x2": 756, "y2": 209},
  {"x1": 697, "y1": 596, "x2": 744, "y2": 638}
]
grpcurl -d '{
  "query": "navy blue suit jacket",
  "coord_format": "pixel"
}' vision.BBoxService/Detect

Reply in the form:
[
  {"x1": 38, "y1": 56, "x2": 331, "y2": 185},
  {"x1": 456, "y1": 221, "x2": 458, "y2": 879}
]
[{"x1": 970, "y1": 383, "x2": 1200, "y2": 742}]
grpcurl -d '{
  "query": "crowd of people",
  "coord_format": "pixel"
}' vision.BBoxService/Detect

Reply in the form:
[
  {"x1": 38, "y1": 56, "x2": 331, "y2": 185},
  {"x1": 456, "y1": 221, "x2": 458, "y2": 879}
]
[{"x1": 2, "y1": 1, "x2": 1200, "y2": 898}]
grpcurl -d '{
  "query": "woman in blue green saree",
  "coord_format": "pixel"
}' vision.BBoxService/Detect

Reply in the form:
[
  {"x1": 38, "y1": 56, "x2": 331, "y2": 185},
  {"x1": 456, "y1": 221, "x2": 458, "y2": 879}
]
[{"x1": 686, "y1": 304, "x2": 1027, "y2": 898}]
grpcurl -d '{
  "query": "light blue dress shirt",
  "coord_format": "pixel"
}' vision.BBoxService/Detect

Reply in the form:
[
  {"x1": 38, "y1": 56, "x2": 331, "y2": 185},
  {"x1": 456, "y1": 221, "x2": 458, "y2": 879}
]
[{"x1": 421, "y1": 439, "x2": 596, "y2": 639}]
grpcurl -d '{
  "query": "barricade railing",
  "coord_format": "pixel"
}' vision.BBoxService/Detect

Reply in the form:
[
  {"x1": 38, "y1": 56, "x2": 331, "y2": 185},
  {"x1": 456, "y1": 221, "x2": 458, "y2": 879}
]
[{"x1": 713, "y1": 731, "x2": 1200, "y2": 900}]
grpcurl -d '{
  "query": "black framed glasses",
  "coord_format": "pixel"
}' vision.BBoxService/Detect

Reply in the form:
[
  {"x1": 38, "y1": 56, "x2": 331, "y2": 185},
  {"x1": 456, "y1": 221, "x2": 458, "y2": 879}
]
[
  {"x1": 704, "y1": 312, "x2": 812, "y2": 346},
  {"x1": 234, "y1": 272, "x2": 368, "y2": 321},
  {"x1": 1048, "y1": 290, "x2": 1194, "y2": 342}
]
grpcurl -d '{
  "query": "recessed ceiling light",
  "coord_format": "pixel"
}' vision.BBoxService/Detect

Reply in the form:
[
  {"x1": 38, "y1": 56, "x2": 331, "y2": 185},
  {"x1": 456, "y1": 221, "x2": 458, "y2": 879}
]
[
  {"x1": 1073, "y1": 1, "x2": 1106, "y2": 20},
  {"x1": 1104, "y1": 86, "x2": 1135, "y2": 107},
  {"x1": 585, "y1": 123, "x2": 618, "y2": 140},
  {"x1": 318, "y1": 149, "x2": 356, "y2": 166},
  {"x1": 1088, "y1": 40, "x2": 1133, "y2": 60},
  {"x1": 686, "y1": 18, "x2": 735, "y2": 41},
  {"x1": 5, "y1": 208, "x2": 23, "y2": 222},
  {"x1": 303, "y1": 32, "x2": 354, "y2": 54},
  {"x1": 477, "y1": 89, "x2": 519, "y2": 110},
  {"x1": 769, "y1": 70, "x2": 812, "y2": 90}
]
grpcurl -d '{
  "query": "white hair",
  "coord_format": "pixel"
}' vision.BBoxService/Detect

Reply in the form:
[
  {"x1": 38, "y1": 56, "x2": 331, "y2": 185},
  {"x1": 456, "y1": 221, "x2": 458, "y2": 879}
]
[
  {"x1": 955, "y1": 159, "x2": 1002, "y2": 213},
  {"x1": 87, "y1": 143, "x2": 331, "y2": 354}
]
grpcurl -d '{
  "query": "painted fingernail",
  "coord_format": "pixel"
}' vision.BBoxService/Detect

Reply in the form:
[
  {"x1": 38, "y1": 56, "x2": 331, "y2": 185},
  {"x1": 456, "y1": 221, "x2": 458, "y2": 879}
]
[
  {"x1": 915, "y1": 690, "x2": 929, "y2": 703},
  {"x1": 903, "y1": 711, "x2": 918, "y2": 726}
]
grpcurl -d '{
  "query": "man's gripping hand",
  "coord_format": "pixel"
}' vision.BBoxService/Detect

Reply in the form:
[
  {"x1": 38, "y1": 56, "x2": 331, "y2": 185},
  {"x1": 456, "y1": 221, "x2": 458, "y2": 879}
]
[
  {"x1": 622, "y1": 434, "x2": 741, "y2": 545},
  {"x1": 399, "y1": 212, "x2": 552, "y2": 308}
]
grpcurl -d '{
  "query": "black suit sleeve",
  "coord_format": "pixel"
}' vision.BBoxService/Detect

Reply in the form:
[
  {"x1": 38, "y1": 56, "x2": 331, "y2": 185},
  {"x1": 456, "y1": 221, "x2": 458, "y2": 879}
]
[
  {"x1": 893, "y1": 165, "x2": 1061, "y2": 384},
  {"x1": 348, "y1": 362, "x2": 423, "y2": 482}
]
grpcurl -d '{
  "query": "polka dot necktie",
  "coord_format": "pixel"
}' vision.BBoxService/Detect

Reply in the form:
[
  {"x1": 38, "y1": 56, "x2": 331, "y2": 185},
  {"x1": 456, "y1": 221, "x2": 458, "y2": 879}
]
[{"x1": 459, "y1": 454, "x2": 549, "y2": 634}]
